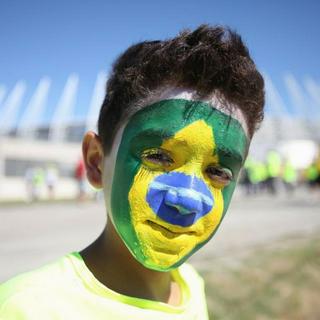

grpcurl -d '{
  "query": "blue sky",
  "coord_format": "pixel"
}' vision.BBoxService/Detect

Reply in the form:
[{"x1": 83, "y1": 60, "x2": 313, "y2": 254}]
[{"x1": 0, "y1": 0, "x2": 319, "y2": 123}]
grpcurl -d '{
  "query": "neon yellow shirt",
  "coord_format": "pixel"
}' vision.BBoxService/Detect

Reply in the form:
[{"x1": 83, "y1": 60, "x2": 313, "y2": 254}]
[{"x1": 0, "y1": 253, "x2": 209, "y2": 319}]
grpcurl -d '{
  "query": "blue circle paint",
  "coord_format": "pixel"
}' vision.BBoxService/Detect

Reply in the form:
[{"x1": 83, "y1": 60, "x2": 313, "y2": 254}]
[{"x1": 146, "y1": 172, "x2": 214, "y2": 227}]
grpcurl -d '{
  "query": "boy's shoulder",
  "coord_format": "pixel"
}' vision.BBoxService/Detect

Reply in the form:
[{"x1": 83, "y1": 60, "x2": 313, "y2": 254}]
[
  {"x1": 0, "y1": 254, "x2": 74, "y2": 311},
  {"x1": 0, "y1": 254, "x2": 203, "y2": 301}
]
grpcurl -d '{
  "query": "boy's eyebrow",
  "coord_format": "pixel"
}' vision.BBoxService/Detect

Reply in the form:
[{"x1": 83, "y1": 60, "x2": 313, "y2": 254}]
[
  {"x1": 131, "y1": 128, "x2": 245, "y2": 164},
  {"x1": 132, "y1": 128, "x2": 174, "y2": 141}
]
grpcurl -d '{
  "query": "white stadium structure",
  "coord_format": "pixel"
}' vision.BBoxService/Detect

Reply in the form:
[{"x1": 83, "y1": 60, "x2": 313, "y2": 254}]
[{"x1": 0, "y1": 72, "x2": 319, "y2": 201}]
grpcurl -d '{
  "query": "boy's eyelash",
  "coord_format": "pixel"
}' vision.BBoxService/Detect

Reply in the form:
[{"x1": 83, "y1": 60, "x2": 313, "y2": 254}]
[
  {"x1": 141, "y1": 149, "x2": 174, "y2": 165},
  {"x1": 205, "y1": 166, "x2": 233, "y2": 186}
]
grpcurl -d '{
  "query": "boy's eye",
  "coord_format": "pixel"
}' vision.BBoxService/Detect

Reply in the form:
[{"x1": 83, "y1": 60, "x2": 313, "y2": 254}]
[
  {"x1": 141, "y1": 149, "x2": 174, "y2": 169},
  {"x1": 205, "y1": 166, "x2": 233, "y2": 187}
]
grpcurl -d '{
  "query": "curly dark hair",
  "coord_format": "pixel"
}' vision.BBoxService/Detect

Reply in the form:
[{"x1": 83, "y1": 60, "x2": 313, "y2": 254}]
[{"x1": 98, "y1": 24, "x2": 265, "y2": 153}]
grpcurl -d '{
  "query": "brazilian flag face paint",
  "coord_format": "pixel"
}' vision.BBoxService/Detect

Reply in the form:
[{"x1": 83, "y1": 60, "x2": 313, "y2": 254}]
[{"x1": 109, "y1": 99, "x2": 249, "y2": 271}]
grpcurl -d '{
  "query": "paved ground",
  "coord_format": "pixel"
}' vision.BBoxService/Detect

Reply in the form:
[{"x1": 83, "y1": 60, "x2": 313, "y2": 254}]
[{"x1": 1, "y1": 188, "x2": 319, "y2": 282}]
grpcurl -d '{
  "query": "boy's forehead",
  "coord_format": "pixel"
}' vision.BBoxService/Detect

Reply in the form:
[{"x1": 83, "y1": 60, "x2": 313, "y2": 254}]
[
  {"x1": 108, "y1": 88, "x2": 249, "y2": 159},
  {"x1": 125, "y1": 87, "x2": 249, "y2": 137}
]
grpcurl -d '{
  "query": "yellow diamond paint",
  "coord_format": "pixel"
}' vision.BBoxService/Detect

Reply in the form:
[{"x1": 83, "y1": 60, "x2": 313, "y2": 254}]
[{"x1": 128, "y1": 120, "x2": 224, "y2": 269}]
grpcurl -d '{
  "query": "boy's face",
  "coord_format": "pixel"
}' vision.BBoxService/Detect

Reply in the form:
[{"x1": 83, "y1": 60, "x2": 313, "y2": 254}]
[{"x1": 104, "y1": 91, "x2": 249, "y2": 271}]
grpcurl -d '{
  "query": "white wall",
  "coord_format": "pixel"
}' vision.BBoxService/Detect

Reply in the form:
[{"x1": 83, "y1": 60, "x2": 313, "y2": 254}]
[{"x1": 0, "y1": 137, "x2": 86, "y2": 201}]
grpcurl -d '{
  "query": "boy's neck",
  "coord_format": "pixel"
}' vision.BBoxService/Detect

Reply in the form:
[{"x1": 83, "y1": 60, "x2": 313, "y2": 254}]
[{"x1": 80, "y1": 222, "x2": 181, "y2": 305}]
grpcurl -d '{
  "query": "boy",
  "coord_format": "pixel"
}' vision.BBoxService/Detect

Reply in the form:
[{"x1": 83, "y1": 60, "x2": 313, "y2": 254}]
[{"x1": 0, "y1": 25, "x2": 264, "y2": 319}]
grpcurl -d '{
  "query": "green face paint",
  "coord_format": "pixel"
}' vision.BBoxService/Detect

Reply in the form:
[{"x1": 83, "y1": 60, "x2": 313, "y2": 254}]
[{"x1": 107, "y1": 99, "x2": 249, "y2": 271}]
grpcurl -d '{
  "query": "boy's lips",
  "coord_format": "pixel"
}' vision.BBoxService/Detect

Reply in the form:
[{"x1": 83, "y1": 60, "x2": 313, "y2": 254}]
[{"x1": 144, "y1": 219, "x2": 197, "y2": 237}]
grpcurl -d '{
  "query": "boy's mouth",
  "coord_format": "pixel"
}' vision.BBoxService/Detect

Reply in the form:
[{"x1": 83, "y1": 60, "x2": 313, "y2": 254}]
[{"x1": 145, "y1": 220, "x2": 197, "y2": 238}]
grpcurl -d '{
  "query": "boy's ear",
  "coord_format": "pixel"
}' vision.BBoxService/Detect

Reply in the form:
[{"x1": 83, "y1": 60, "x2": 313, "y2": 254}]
[{"x1": 82, "y1": 131, "x2": 104, "y2": 189}]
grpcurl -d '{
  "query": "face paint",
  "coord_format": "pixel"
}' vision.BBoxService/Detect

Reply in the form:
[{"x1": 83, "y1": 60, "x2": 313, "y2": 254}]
[
  {"x1": 106, "y1": 98, "x2": 249, "y2": 271},
  {"x1": 146, "y1": 172, "x2": 214, "y2": 227}
]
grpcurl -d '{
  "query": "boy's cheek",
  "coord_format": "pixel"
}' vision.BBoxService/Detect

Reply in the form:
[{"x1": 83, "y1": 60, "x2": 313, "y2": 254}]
[{"x1": 220, "y1": 179, "x2": 239, "y2": 216}]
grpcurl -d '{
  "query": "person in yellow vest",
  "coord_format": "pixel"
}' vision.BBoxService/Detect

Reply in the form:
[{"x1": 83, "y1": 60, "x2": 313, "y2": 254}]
[
  {"x1": 241, "y1": 158, "x2": 254, "y2": 195},
  {"x1": 305, "y1": 162, "x2": 319, "y2": 189},
  {"x1": 244, "y1": 159, "x2": 268, "y2": 195},
  {"x1": 0, "y1": 25, "x2": 264, "y2": 319},
  {"x1": 265, "y1": 150, "x2": 282, "y2": 195},
  {"x1": 282, "y1": 159, "x2": 297, "y2": 194},
  {"x1": 315, "y1": 151, "x2": 320, "y2": 188}
]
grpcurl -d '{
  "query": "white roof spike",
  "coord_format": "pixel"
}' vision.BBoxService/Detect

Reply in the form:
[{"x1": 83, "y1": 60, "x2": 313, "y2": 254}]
[
  {"x1": 262, "y1": 72, "x2": 288, "y2": 116},
  {"x1": 85, "y1": 71, "x2": 107, "y2": 133},
  {"x1": 284, "y1": 73, "x2": 310, "y2": 118},
  {"x1": 0, "y1": 81, "x2": 26, "y2": 135},
  {"x1": 0, "y1": 85, "x2": 7, "y2": 108},
  {"x1": 49, "y1": 74, "x2": 79, "y2": 142},
  {"x1": 17, "y1": 77, "x2": 51, "y2": 137},
  {"x1": 303, "y1": 76, "x2": 320, "y2": 118}
]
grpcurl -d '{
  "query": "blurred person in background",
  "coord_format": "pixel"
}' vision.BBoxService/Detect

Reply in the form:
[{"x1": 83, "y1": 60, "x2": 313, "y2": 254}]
[
  {"x1": 74, "y1": 157, "x2": 86, "y2": 200},
  {"x1": 316, "y1": 149, "x2": 320, "y2": 188},
  {"x1": 281, "y1": 158, "x2": 297, "y2": 195},
  {"x1": 265, "y1": 150, "x2": 281, "y2": 195},
  {"x1": 45, "y1": 164, "x2": 59, "y2": 200},
  {"x1": 242, "y1": 158, "x2": 268, "y2": 195},
  {"x1": 24, "y1": 167, "x2": 35, "y2": 202},
  {"x1": 24, "y1": 167, "x2": 45, "y2": 202},
  {"x1": 305, "y1": 160, "x2": 320, "y2": 190}
]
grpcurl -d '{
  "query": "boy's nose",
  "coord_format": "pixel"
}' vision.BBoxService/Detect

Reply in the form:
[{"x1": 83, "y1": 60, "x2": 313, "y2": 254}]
[
  {"x1": 164, "y1": 188, "x2": 203, "y2": 215},
  {"x1": 146, "y1": 172, "x2": 214, "y2": 227}
]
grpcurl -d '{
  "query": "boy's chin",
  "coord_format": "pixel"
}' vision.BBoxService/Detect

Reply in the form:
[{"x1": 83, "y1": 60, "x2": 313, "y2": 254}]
[
  {"x1": 138, "y1": 252, "x2": 186, "y2": 272},
  {"x1": 134, "y1": 244, "x2": 197, "y2": 272}
]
